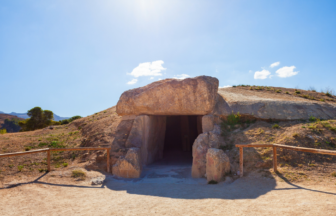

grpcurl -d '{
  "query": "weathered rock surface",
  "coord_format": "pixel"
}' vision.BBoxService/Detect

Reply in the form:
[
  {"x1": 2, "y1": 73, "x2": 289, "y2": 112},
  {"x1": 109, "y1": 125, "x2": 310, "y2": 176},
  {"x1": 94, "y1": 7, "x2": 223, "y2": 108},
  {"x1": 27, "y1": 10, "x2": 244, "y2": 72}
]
[
  {"x1": 109, "y1": 119, "x2": 134, "y2": 167},
  {"x1": 91, "y1": 177, "x2": 105, "y2": 185},
  {"x1": 191, "y1": 132, "x2": 220, "y2": 178},
  {"x1": 116, "y1": 76, "x2": 219, "y2": 116},
  {"x1": 209, "y1": 125, "x2": 226, "y2": 147},
  {"x1": 110, "y1": 119, "x2": 134, "y2": 151},
  {"x1": 206, "y1": 148, "x2": 230, "y2": 182},
  {"x1": 112, "y1": 148, "x2": 142, "y2": 178},
  {"x1": 125, "y1": 115, "x2": 166, "y2": 165},
  {"x1": 215, "y1": 88, "x2": 336, "y2": 120}
]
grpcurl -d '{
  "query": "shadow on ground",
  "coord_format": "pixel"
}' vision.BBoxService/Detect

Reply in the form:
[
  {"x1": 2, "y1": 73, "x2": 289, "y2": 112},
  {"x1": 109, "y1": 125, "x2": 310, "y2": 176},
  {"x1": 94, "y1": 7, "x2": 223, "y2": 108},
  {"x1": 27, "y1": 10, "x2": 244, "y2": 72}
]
[
  {"x1": 2, "y1": 160, "x2": 335, "y2": 199},
  {"x1": 104, "y1": 153, "x2": 336, "y2": 199},
  {"x1": 104, "y1": 160, "x2": 277, "y2": 200}
]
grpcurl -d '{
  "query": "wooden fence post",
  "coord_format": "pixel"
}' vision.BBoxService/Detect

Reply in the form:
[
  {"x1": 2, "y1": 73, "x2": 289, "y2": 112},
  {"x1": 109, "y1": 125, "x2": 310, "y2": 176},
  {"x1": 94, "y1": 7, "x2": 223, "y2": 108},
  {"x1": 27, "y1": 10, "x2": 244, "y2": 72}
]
[
  {"x1": 47, "y1": 149, "x2": 51, "y2": 172},
  {"x1": 239, "y1": 147, "x2": 243, "y2": 177},
  {"x1": 273, "y1": 146, "x2": 277, "y2": 172},
  {"x1": 106, "y1": 148, "x2": 110, "y2": 173}
]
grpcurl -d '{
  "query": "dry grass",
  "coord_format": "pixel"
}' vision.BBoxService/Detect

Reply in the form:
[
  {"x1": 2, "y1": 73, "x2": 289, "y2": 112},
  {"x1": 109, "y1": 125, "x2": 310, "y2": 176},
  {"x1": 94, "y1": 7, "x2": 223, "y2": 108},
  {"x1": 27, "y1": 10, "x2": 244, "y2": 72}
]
[{"x1": 71, "y1": 170, "x2": 86, "y2": 179}]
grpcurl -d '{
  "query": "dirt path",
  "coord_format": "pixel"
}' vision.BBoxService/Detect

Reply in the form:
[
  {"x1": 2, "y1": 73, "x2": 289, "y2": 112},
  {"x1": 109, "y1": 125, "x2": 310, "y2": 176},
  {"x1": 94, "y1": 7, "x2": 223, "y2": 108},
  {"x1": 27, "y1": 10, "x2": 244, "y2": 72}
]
[{"x1": 1, "y1": 165, "x2": 336, "y2": 216}]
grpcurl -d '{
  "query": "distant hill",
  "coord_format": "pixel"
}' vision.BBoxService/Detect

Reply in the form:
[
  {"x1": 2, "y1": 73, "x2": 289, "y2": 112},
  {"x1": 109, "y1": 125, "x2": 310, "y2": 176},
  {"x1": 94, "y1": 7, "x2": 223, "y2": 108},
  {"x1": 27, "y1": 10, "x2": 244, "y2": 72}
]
[
  {"x1": 0, "y1": 114, "x2": 24, "y2": 132},
  {"x1": 0, "y1": 111, "x2": 69, "y2": 121}
]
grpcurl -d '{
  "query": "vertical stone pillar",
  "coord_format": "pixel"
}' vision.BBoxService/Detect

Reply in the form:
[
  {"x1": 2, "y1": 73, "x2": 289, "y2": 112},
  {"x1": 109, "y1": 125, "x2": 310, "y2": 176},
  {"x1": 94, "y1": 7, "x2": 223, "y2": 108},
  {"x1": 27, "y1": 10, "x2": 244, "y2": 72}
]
[
  {"x1": 125, "y1": 115, "x2": 166, "y2": 166},
  {"x1": 202, "y1": 114, "x2": 214, "y2": 133},
  {"x1": 206, "y1": 148, "x2": 230, "y2": 182}
]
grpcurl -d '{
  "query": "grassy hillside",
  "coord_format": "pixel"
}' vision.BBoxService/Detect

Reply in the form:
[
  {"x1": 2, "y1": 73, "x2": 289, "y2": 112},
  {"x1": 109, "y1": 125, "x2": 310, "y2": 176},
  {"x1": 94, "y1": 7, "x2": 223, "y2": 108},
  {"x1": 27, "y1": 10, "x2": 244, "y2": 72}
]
[{"x1": 0, "y1": 106, "x2": 121, "y2": 184}]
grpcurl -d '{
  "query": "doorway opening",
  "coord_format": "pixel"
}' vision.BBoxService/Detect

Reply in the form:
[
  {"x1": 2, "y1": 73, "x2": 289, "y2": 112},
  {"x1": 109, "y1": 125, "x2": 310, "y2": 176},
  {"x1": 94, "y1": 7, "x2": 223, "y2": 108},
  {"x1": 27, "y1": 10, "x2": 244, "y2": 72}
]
[{"x1": 162, "y1": 115, "x2": 202, "y2": 165}]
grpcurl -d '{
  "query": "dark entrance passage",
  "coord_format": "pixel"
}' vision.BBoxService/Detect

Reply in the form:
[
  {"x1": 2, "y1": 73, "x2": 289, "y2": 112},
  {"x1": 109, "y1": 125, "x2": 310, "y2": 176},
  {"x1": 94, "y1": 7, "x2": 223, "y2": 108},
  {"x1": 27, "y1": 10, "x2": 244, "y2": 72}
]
[{"x1": 162, "y1": 115, "x2": 202, "y2": 165}]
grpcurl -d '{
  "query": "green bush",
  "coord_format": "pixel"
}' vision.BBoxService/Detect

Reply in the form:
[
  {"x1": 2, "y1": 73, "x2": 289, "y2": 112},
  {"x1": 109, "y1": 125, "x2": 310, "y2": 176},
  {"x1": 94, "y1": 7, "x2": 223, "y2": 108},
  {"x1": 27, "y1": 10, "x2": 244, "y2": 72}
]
[
  {"x1": 38, "y1": 141, "x2": 65, "y2": 148},
  {"x1": 60, "y1": 119, "x2": 70, "y2": 125},
  {"x1": 309, "y1": 116, "x2": 317, "y2": 122},
  {"x1": 0, "y1": 129, "x2": 7, "y2": 134},
  {"x1": 38, "y1": 168, "x2": 47, "y2": 173},
  {"x1": 227, "y1": 112, "x2": 241, "y2": 126},
  {"x1": 272, "y1": 124, "x2": 280, "y2": 129},
  {"x1": 51, "y1": 121, "x2": 61, "y2": 125},
  {"x1": 71, "y1": 170, "x2": 86, "y2": 179},
  {"x1": 60, "y1": 116, "x2": 82, "y2": 125},
  {"x1": 18, "y1": 165, "x2": 24, "y2": 172},
  {"x1": 69, "y1": 116, "x2": 82, "y2": 122}
]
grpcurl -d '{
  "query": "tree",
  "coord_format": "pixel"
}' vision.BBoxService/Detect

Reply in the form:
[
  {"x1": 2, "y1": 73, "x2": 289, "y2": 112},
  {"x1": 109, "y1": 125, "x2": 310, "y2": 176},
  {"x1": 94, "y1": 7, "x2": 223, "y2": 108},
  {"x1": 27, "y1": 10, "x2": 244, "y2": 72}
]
[
  {"x1": 60, "y1": 115, "x2": 82, "y2": 125},
  {"x1": 19, "y1": 107, "x2": 55, "y2": 131}
]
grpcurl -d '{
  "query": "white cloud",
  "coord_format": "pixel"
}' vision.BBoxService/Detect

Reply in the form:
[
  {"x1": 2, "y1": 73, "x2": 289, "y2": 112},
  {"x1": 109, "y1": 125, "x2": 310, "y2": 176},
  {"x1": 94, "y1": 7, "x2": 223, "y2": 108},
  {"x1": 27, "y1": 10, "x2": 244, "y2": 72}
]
[
  {"x1": 276, "y1": 66, "x2": 299, "y2": 78},
  {"x1": 254, "y1": 70, "x2": 271, "y2": 79},
  {"x1": 270, "y1": 62, "x2": 280, "y2": 68},
  {"x1": 129, "y1": 60, "x2": 166, "y2": 78},
  {"x1": 219, "y1": 85, "x2": 232, "y2": 88},
  {"x1": 149, "y1": 77, "x2": 154, "y2": 80},
  {"x1": 173, "y1": 74, "x2": 190, "y2": 80},
  {"x1": 127, "y1": 79, "x2": 138, "y2": 85}
]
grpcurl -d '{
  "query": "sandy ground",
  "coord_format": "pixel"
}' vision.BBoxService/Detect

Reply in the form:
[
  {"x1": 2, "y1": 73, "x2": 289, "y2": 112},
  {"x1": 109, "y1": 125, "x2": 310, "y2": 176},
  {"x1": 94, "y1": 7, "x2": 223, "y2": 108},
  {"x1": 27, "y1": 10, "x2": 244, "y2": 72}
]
[{"x1": 1, "y1": 163, "x2": 336, "y2": 216}]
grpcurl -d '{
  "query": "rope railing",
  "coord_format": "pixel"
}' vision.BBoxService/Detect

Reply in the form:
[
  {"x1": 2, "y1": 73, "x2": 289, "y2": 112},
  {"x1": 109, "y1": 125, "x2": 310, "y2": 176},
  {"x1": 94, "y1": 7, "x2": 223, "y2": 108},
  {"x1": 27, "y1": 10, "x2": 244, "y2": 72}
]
[
  {"x1": 0, "y1": 147, "x2": 110, "y2": 173},
  {"x1": 235, "y1": 144, "x2": 336, "y2": 177}
]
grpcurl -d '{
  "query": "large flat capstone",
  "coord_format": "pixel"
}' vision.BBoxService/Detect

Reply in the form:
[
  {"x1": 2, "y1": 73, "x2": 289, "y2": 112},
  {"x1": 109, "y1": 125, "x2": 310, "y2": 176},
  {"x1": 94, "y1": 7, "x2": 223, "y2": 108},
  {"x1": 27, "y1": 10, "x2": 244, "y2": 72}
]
[
  {"x1": 214, "y1": 88, "x2": 336, "y2": 121},
  {"x1": 116, "y1": 76, "x2": 219, "y2": 116}
]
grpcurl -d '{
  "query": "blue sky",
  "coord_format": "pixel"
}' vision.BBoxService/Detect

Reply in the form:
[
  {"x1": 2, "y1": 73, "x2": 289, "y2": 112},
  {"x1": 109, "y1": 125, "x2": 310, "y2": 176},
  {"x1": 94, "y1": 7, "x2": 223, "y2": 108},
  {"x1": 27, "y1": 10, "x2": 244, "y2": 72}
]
[{"x1": 1, "y1": 0, "x2": 336, "y2": 117}]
